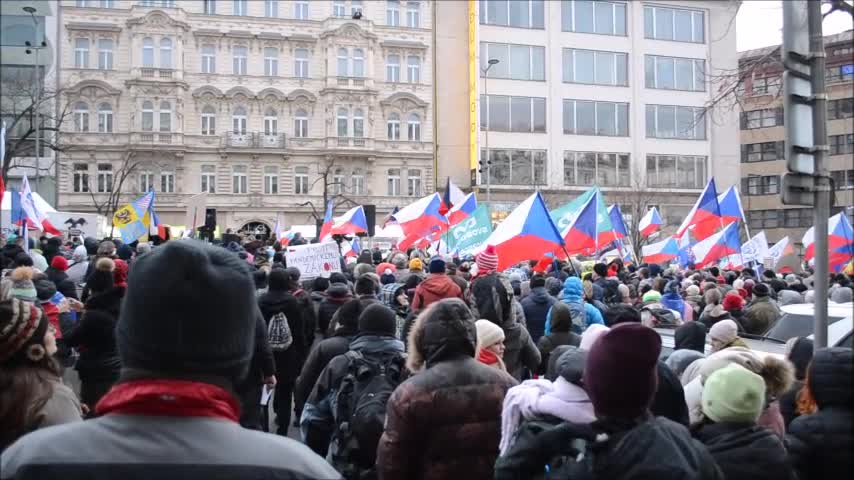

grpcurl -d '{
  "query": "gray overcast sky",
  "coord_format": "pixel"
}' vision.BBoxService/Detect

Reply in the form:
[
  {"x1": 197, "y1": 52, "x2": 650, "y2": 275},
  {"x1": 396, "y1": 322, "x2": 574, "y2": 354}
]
[{"x1": 737, "y1": 1, "x2": 853, "y2": 51}]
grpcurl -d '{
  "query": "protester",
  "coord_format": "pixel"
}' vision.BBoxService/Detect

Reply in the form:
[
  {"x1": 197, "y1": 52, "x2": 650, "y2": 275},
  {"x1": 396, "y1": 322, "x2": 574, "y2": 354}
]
[
  {"x1": 475, "y1": 319, "x2": 507, "y2": 371},
  {"x1": 779, "y1": 337, "x2": 814, "y2": 427},
  {"x1": 662, "y1": 279, "x2": 693, "y2": 322},
  {"x1": 521, "y1": 274, "x2": 555, "y2": 345},
  {"x1": 317, "y1": 272, "x2": 353, "y2": 336},
  {"x1": 468, "y1": 245, "x2": 514, "y2": 326},
  {"x1": 742, "y1": 283, "x2": 780, "y2": 335},
  {"x1": 545, "y1": 276, "x2": 605, "y2": 335},
  {"x1": 235, "y1": 310, "x2": 276, "y2": 431},
  {"x1": 44, "y1": 256, "x2": 78, "y2": 300},
  {"x1": 410, "y1": 257, "x2": 463, "y2": 313},
  {"x1": 65, "y1": 245, "x2": 89, "y2": 293},
  {"x1": 684, "y1": 284, "x2": 703, "y2": 317},
  {"x1": 709, "y1": 320, "x2": 748, "y2": 352},
  {"x1": 722, "y1": 292, "x2": 745, "y2": 324},
  {"x1": 535, "y1": 301, "x2": 580, "y2": 374},
  {"x1": 674, "y1": 321, "x2": 708, "y2": 353},
  {"x1": 666, "y1": 349, "x2": 706, "y2": 379}
]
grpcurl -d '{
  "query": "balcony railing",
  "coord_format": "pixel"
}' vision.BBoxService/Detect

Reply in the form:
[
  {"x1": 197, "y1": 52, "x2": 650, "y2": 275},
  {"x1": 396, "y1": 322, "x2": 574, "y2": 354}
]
[
  {"x1": 225, "y1": 132, "x2": 287, "y2": 148},
  {"x1": 138, "y1": 68, "x2": 178, "y2": 80}
]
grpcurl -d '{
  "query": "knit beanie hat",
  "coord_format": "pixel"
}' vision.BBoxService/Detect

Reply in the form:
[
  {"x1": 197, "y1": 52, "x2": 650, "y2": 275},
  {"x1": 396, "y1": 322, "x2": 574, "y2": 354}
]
[
  {"x1": 709, "y1": 319, "x2": 739, "y2": 346},
  {"x1": 97, "y1": 240, "x2": 116, "y2": 257},
  {"x1": 722, "y1": 292, "x2": 744, "y2": 312},
  {"x1": 475, "y1": 319, "x2": 505, "y2": 348},
  {"x1": 9, "y1": 267, "x2": 38, "y2": 303},
  {"x1": 702, "y1": 363, "x2": 766, "y2": 423},
  {"x1": 686, "y1": 285, "x2": 700, "y2": 296},
  {"x1": 0, "y1": 295, "x2": 49, "y2": 364},
  {"x1": 380, "y1": 270, "x2": 397, "y2": 285},
  {"x1": 593, "y1": 263, "x2": 608, "y2": 278},
  {"x1": 530, "y1": 275, "x2": 546, "y2": 288},
  {"x1": 50, "y1": 255, "x2": 69, "y2": 272},
  {"x1": 642, "y1": 290, "x2": 662, "y2": 304},
  {"x1": 113, "y1": 259, "x2": 129, "y2": 288},
  {"x1": 580, "y1": 323, "x2": 610, "y2": 351},
  {"x1": 409, "y1": 258, "x2": 423, "y2": 272},
  {"x1": 116, "y1": 241, "x2": 256, "y2": 384},
  {"x1": 429, "y1": 257, "x2": 446, "y2": 274},
  {"x1": 583, "y1": 323, "x2": 662, "y2": 419},
  {"x1": 476, "y1": 245, "x2": 499, "y2": 274},
  {"x1": 556, "y1": 348, "x2": 587, "y2": 386},
  {"x1": 358, "y1": 303, "x2": 397, "y2": 337},
  {"x1": 34, "y1": 277, "x2": 57, "y2": 304},
  {"x1": 87, "y1": 257, "x2": 115, "y2": 294},
  {"x1": 752, "y1": 283, "x2": 770, "y2": 297}
]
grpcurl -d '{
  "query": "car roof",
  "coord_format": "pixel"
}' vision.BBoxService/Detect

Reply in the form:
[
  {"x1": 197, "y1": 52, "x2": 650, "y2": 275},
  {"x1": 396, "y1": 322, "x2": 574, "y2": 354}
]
[
  {"x1": 655, "y1": 327, "x2": 786, "y2": 360},
  {"x1": 780, "y1": 302, "x2": 854, "y2": 319}
]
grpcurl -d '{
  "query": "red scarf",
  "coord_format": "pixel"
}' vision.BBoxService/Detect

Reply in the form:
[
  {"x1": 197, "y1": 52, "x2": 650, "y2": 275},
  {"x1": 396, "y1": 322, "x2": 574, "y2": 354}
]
[
  {"x1": 478, "y1": 348, "x2": 500, "y2": 366},
  {"x1": 95, "y1": 379, "x2": 240, "y2": 422}
]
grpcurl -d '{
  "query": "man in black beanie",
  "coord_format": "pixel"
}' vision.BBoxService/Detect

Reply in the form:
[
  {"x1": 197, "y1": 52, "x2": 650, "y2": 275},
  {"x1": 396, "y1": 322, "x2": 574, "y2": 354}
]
[
  {"x1": 2, "y1": 241, "x2": 340, "y2": 480},
  {"x1": 302, "y1": 304, "x2": 407, "y2": 477}
]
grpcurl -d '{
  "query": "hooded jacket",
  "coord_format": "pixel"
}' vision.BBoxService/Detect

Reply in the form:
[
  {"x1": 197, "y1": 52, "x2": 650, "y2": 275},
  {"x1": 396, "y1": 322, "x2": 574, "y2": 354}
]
[
  {"x1": 499, "y1": 317, "x2": 541, "y2": 382},
  {"x1": 63, "y1": 286, "x2": 124, "y2": 383},
  {"x1": 693, "y1": 422, "x2": 794, "y2": 480},
  {"x1": 742, "y1": 296, "x2": 780, "y2": 335},
  {"x1": 410, "y1": 273, "x2": 463, "y2": 312},
  {"x1": 317, "y1": 283, "x2": 352, "y2": 335},
  {"x1": 46, "y1": 267, "x2": 79, "y2": 300},
  {"x1": 521, "y1": 286, "x2": 556, "y2": 344},
  {"x1": 535, "y1": 302, "x2": 580, "y2": 374},
  {"x1": 258, "y1": 289, "x2": 313, "y2": 382},
  {"x1": 544, "y1": 277, "x2": 604, "y2": 335},
  {"x1": 294, "y1": 325, "x2": 358, "y2": 422},
  {"x1": 779, "y1": 337, "x2": 814, "y2": 426},
  {"x1": 674, "y1": 322, "x2": 707, "y2": 353},
  {"x1": 376, "y1": 299, "x2": 517, "y2": 480},
  {"x1": 65, "y1": 246, "x2": 89, "y2": 289}
]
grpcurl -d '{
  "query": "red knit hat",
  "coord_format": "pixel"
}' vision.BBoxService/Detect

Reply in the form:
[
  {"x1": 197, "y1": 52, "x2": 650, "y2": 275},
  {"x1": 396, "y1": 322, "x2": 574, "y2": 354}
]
[
  {"x1": 113, "y1": 259, "x2": 129, "y2": 288},
  {"x1": 476, "y1": 245, "x2": 499, "y2": 274},
  {"x1": 50, "y1": 255, "x2": 69, "y2": 272},
  {"x1": 722, "y1": 292, "x2": 744, "y2": 312}
]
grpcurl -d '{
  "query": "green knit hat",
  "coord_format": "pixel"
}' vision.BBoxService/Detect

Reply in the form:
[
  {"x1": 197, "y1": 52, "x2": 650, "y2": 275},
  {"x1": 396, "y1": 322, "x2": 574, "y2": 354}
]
[
  {"x1": 642, "y1": 290, "x2": 662, "y2": 303},
  {"x1": 702, "y1": 363, "x2": 766, "y2": 423}
]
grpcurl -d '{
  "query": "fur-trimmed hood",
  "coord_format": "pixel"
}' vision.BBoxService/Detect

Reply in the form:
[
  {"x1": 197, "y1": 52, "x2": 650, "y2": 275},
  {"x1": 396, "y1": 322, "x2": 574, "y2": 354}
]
[{"x1": 406, "y1": 298, "x2": 477, "y2": 372}]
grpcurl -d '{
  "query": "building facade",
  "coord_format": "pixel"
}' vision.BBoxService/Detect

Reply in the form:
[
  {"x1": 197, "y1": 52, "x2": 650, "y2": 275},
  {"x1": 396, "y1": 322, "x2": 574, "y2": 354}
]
[
  {"x1": 739, "y1": 30, "x2": 853, "y2": 246},
  {"x1": 436, "y1": 0, "x2": 741, "y2": 231},
  {"x1": 56, "y1": 0, "x2": 434, "y2": 238}
]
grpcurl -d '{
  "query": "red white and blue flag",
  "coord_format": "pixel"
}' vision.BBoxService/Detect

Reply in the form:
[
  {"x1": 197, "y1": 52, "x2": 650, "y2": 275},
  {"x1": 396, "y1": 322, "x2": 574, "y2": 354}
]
[
  {"x1": 440, "y1": 177, "x2": 466, "y2": 215},
  {"x1": 638, "y1": 207, "x2": 663, "y2": 237},
  {"x1": 318, "y1": 200, "x2": 334, "y2": 242},
  {"x1": 343, "y1": 237, "x2": 361, "y2": 258},
  {"x1": 676, "y1": 178, "x2": 722, "y2": 240},
  {"x1": 803, "y1": 213, "x2": 854, "y2": 272},
  {"x1": 330, "y1": 205, "x2": 369, "y2": 236},
  {"x1": 717, "y1": 186, "x2": 746, "y2": 225},
  {"x1": 607, "y1": 204, "x2": 629, "y2": 239},
  {"x1": 691, "y1": 222, "x2": 741, "y2": 268},
  {"x1": 392, "y1": 192, "x2": 448, "y2": 240},
  {"x1": 16, "y1": 176, "x2": 62, "y2": 236},
  {"x1": 382, "y1": 206, "x2": 399, "y2": 229},
  {"x1": 446, "y1": 192, "x2": 477, "y2": 226},
  {"x1": 561, "y1": 192, "x2": 599, "y2": 256},
  {"x1": 641, "y1": 236, "x2": 680, "y2": 264}
]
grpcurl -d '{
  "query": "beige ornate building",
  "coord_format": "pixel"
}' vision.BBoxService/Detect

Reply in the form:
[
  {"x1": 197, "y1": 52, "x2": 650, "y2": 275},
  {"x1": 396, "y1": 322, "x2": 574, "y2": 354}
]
[{"x1": 57, "y1": 0, "x2": 434, "y2": 237}]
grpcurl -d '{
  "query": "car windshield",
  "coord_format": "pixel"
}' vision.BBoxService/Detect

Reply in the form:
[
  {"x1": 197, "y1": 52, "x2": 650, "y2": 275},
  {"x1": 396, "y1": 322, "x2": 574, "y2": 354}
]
[{"x1": 764, "y1": 313, "x2": 846, "y2": 342}]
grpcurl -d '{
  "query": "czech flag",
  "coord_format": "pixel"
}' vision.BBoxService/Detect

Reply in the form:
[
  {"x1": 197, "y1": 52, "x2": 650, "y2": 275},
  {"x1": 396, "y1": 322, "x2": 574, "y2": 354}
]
[
  {"x1": 717, "y1": 186, "x2": 746, "y2": 225},
  {"x1": 343, "y1": 237, "x2": 361, "y2": 258},
  {"x1": 803, "y1": 213, "x2": 854, "y2": 272},
  {"x1": 392, "y1": 192, "x2": 448, "y2": 239},
  {"x1": 641, "y1": 236, "x2": 680, "y2": 264},
  {"x1": 382, "y1": 206, "x2": 399, "y2": 229},
  {"x1": 330, "y1": 205, "x2": 368, "y2": 236},
  {"x1": 14, "y1": 176, "x2": 62, "y2": 236},
  {"x1": 607, "y1": 205, "x2": 629, "y2": 239},
  {"x1": 318, "y1": 200, "x2": 334, "y2": 242},
  {"x1": 440, "y1": 177, "x2": 466, "y2": 215},
  {"x1": 561, "y1": 192, "x2": 599, "y2": 256},
  {"x1": 691, "y1": 222, "x2": 741, "y2": 268},
  {"x1": 676, "y1": 178, "x2": 722, "y2": 241},
  {"x1": 677, "y1": 233, "x2": 695, "y2": 268},
  {"x1": 478, "y1": 192, "x2": 564, "y2": 272},
  {"x1": 638, "y1": 207, "x2": 663, "y2": 237},
  {"x1": 446, "y1": 192, "x2": 477, "y2": 226}
]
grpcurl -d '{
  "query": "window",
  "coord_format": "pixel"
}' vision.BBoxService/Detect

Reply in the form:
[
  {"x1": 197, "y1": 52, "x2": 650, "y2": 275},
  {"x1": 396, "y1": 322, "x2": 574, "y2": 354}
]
[
  {"x1": 407, "y1": 169, "x2": 422, "y2": 196},
  {"x1": 563, "y1": 49, "x2": 628, "y2": 86},
  {"x1": 742, "y1": 75, "x2": 781, "y2": 96},
  {"x1": 562, "y1": 1, "x2": 627, "y2": 36},
  {"x1": 644, "y1": 5, "x2": 704, "y2": 43},
  {"x1": 387, "y1": 168, "x2": 401, "y2": 195},
  {"x1": 353, "y1": 108, "x2": 364, "y2": 138},
  {"x1": 200, "y1": 165, "x2": 216, "y2": 193},
  {"x1": 201, "y1": 45, "x2": 216, "y2": 73},
  {"x1": 644, "y1": 55, "x2": 705, "y2": 91},
  {"x1": 645, "y1": 105, "x2": 706, "y2": 140},
  {"x1": 232, "y1": 166, "x2": 248, "y2": 194},
  {"x1": 101, "y1": 0, "x2": 115, "y2": 6},
  {"x1": 141, "y1": 100, "x2": 153, "y2": 131},
  {"x1": 294, "y1": 109, "x2": 308, "y2": 137},
  {"x1": 748, "y1": 210, "x2": 780, "y2": 230},
  {"x1": 387, "y1": 113, "x2": 401, "y2": 140},
  {"x1": 265, "y1": 0, "x2": 278, "y2": 17},
  {"x1": 233, "y1": 46, "x2": 248, "y2": 75},
  {"x1": 160, "y1": 171, "x2": 175, "y2": 193},
  {"x1": 337, "y1": 108, "x2": 349, "y2": 137},
  {"x1": 294, "y1": 48, "x2": 309, "y2": 77},
  {"x1": 204, "y1": 0, "x2": 216, "y2": 14},
  {"x1": 74, "y1": 38, "x2": 89, "y2": 68},
  {"x1": 481, "y1": 149, "x2": 547, "y2": 185},
  {"x1": 264, "y1": 166, "x2": 279, "y2": 194},
  {"x1": 295, "y1": 1, "x2": 309, "y2": 19},
  {"x1": 387, "y1": 0, "x2": 401, "y2": 26},
  {"x1": 264, "y1": 47, "x2": 278, "y2": 76},
  {"x1": 352, "y1": 0, "x2": 363, "y2": 16},
  {"x1": 97, "y1": 39, "x2": 113, "y2": 70},
  {"x1": 386, "y1": 54, "x2": 401, "y2": 82},
  {"x1": 407, "y1": 56, "x2": 420, "y2": 83},
  {"x1": 563, "y1": 99, "x2": 628, "y2": 136},
  {"x1": 353, "y1": 48, "x2": 365, "y2": 77},
  {"x1": 352, "y1": 169, "x2": 365, "y2": 195},
  {"x1": 563, "y1": 151, "x2": 630, "y2": 186},
  {"x1": 827, "y1": 65, "x2": 854, "y2": 84},
  {"x1": 407, "y1": 113, "x2": 421, "y2": 141},
  {"x1": 829, "y1": 133, "x2": 854, "y2": 155},
  {"x1": 264, "y1": 109, "x2": 278, "y2": 135},
  {"x1": 480, "y1": 95, "x2": 546, "y2": 133},
  {"x1": 407, "y1": 1, "x2": 420, "y2": 27},
  {"x1": 479, "y1": 0, "x2": 545, "y2": 28},
  {"x1": 332, "y1": 168, "x2": 345, "y2": 195},
  {"x1": 97, "y1": 103, "x2": 113, "y2": 133},
  {"x1": 783, "y1": 208, "x2": 813, "y2": 228},
  {"x1": 337, "y1": 48, "x2": 349, "y2": 76},
  {"x1": 741, "y1": 141, "x2": 784, "y2": 162},
  {"x1": 142, "y1": 37, "x2": 154, "y2": 67},
  {"x1": 294, "y1": 166, "x2": 309, "y2": 194},
  {"x1": 828, "y1": 98, "x2": 854, "y2": 120},
  {"x1": 159, "y1": 101, "x2": 171, "y2": 132},
  {"x1": 73, "y1": 102, "x2": 89, "y2": 132},
  {"x1": 201, "y1": 105, "x2": 216, "y2": 135},
  {"x1": 646, "y1": 154, "x2": 707, "y2": 188},
  {"x1": 742, "y1": 175, "x2": 779, "y2": 196},
  {"x1": 233, "y1": 0, "x2": 247, "y2": 16},
  {"x1": 830, "y1": 169, "x2": 854, "y2": 190},
  {"x1": 232, "y1": 106, "x2": 247, "y2": 134},
  {"x1": 97, "y1": 164, "x2": 113, "y2": 193},
  {"x1": 480, "y1": 43, "x2": 545, "y2": 81},
  {"x1": 741, "y1": 108, "x2": 783, "y2": 129},
  {"x1": 73, "y1": 164, "x2": 90, "y2": 193},
  {"x1": 159, "y1": 38, "x2": 172, "y2": 68},
  {"x1": 333, "y1": 1, "x2": 346, "y2": 17}
]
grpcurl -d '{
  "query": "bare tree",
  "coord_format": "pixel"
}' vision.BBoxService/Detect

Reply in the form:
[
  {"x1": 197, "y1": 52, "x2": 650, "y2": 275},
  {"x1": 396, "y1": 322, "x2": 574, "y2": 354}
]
[{"x1": 298, "y1": 157, "x2": 358, "y2": 224}]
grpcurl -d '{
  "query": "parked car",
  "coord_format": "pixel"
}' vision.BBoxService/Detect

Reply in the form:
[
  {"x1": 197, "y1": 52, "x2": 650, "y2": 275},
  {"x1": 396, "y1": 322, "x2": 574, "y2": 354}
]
[
  {"x1": 655, "y1": 327, "x2": 787, "y2": 360},
  {"x1": 764, "y1": 302, "x2": 853, "y2": 347}
]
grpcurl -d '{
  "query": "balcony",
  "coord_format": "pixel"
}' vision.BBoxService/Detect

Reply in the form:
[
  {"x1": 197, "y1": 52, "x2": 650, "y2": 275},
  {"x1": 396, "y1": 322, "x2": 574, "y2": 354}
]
[
  {"x1": 225, "y1": 132, "x2": 287, "y2": 149},
  {"x1": 134, "y1": 132, "x2": 180, "y2": 145},
  {"x1": 132, "y1": 67, "x2": 183, "y2": 82},
  {"x1": 326, "y1": 136, "x2": 373, "y2": 149}
]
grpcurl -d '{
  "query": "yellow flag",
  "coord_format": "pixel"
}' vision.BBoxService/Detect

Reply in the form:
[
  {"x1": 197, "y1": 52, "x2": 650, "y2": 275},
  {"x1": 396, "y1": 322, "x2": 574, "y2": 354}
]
[{"x1": 113, "y1": 204, "x2": 139, "y2": 227}]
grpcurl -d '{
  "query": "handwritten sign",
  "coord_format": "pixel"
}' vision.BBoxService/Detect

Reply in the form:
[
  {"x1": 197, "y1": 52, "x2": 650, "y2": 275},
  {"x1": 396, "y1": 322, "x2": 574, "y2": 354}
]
[{"x1": 285, "y1": 242, "x2": 342, "y2": 280}]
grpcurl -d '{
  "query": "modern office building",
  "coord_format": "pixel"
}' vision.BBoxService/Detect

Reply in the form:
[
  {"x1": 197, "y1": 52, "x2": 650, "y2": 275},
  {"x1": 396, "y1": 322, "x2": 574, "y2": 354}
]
[
  {"x1": 739, "y1": 29, "x2": 853, "y2": 246},
  {"x1": 55, "y1": 0, "x2": 434, "y2": 237},
  {"x1": 435, "y1": 0, "x2": 741, "y2": 231}
]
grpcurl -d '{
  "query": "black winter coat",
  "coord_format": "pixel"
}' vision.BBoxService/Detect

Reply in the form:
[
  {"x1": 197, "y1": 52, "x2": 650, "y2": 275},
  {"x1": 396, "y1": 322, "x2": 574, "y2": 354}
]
[
  {"x1": 694, "y1": 422, "x2": 794, "y2": 480},
  {"x1": 317, "y1": 283, "x2": 352, "y2": 335},
  {"x1": 294, "y1": 329, "x2": 356, "y2": 418},
  {"x1": 779, "y1": 337, "x2": 814, "y2": 427},
  {"x1": 45, "y1": 267, "x2": 79, "y2": 300},
  {"x1": 536, "y1": 332, "x2": 580, "y2": 375},
  {"x1": 521, "y1": 287, "x2": 555, "y2": 344},
  {"x1": 651, "y1": 361, "x2": 690, "y2": 426},
  {"x1": 63, "y1": 287, "x2": 124, "y2": 382},
  {"x1": 258, "y1": 289, "x2": 313, "y2": 382},
  {"x1": 502, "y1": 320, "x2": 541, "y2": 381},
  {"x1": 236, "y1": 311, "x2": 276, "y2": 393}
]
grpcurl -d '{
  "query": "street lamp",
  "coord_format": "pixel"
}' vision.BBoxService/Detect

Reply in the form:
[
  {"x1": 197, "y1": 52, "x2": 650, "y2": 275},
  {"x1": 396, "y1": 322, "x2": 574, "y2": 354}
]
[
  {"x1": 480, "y1": 58, "x2": 499, "y2": 207},
  {"x1": 23, "y1": 6, "x2": 46, "y2": 195}
]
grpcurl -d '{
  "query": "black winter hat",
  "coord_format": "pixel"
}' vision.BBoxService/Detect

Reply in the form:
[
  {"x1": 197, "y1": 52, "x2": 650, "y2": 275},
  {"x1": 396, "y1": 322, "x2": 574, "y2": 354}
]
[
  {"x1": 593, "y1": 263, "x2": 608, "y2": 278},
  {"x1": 116, "y1": 241, "x2": 256, "y2": 384},
  {"x1": 33, "y1": 277, "x2": 57, "y2": 303},
  {"x1": 358, "y1": 303, "x2": 397, "y2": 337},
  {"x1": 556, "y1": 348, "x2": 587, "y2": 386},
  {"x1": 429, "y1": 257, "x2": 446, "y2": 274},
  {"x1": 530, "y1": 275, "x2": 546, "y2": 288},
  {"x1": 753, "y1": 283, "x2": 771, "y2": 297},
  {"x1": 372, "y1": 250, "x2": 383, "y2": 265}
]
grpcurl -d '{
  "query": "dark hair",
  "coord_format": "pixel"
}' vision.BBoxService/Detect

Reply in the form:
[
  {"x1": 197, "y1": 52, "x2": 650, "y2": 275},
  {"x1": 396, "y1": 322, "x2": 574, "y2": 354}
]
[
  {"x1": 0, "y1": 353, "x2": 62, "y2": 450},
  {"x1": 605, "y1": 304, "x2": 641, "y2": 327},
  {"x1": 13, "y1": 253, "x2": 33, "y2": 268},
  {"x1": 335, "y1": 298, "x2": 365, "y2": 330},
  {"x1": 329, "y1": 272, "x2": 348, "y2": 284},
  {"x1": 355, "y1": 275, "x2": 378, "y2": 296},
  {"x1": 268, "y1": 269, "x2": 289, "y2": 292},
  {"x1": 530, "y1": 274, "x2": 546, "y2": 288},
  {"x1": 593, "y1": 263, "x2": 608, "y2": 277},
  {"x1": 313, "y1": 276, "x2": 330, "y2": 292},
  {"x1": 252, "y1": 270, "x2": 268, "y2": 290},
  {"x1": 582, "y1": 272, "x2": 593, "y2": 282},
  {"x1": 272, "y1": 252, "x2": 284, "y2": 264},
  {"x1": 709, "y1": 267, "x2": 720, "y2": 278}
]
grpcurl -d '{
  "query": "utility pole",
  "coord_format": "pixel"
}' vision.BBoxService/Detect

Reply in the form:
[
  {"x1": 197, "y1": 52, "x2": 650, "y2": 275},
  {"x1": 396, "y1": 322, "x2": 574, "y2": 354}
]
[
  {"x1": 24, "y1": 6, "x2": 44, "y2": 198},
  {"x1": 480, "y1": 59, "x2": 499, "y2": 207}
]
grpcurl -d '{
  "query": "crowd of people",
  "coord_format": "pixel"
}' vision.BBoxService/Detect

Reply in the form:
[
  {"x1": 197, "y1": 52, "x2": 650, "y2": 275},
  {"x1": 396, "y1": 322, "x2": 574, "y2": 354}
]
[{"x1": 1, "y1": 232, "x2": 852, "y2": 480}]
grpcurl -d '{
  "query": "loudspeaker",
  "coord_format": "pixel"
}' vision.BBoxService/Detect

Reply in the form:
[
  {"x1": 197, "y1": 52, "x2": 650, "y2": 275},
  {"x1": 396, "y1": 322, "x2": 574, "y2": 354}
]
[
  {"x1": 363, "y1": 204, "x2": 376, "y2": 237},
  {"x1": 204, "y1": 208, "x2": 217, "y2": 230},
  {"x1": 316, "y1": 219, "x2": 323, "y2": 239}
]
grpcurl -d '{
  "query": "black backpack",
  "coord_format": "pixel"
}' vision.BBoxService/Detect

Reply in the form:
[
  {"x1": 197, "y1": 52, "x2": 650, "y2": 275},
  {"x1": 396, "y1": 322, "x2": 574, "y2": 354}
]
[
  {"x1": 643, "y1": 307, "x2": 679, "y2": 327},
  {"x1": 333, "y1": 350, "x2": 407, "y2": 477},
  {"x1": 495, "y1": 417, "x2": 596, "y2": 480}
]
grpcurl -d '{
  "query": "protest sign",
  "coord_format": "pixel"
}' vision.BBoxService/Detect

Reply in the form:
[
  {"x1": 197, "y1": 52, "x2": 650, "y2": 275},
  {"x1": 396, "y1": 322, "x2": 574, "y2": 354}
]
[
  {"x1": 285, "y1": 242, "x2": 342, "y2": 280},
  {"x1": 183, "y1": 192, "x2": 208, "y2": 234},
  {"x1": 444, "y1": 204, "x2": 492, "y2": 255}
]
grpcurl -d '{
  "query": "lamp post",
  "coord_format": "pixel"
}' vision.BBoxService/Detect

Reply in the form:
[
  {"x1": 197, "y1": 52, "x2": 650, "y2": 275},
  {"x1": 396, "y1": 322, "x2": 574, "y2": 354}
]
[
  {"x1": 23, "y1": 6, "x2": 46, "y2": 196},
  {"x1": 481, "y1": 58, "x2": 499, "y2": 207}
]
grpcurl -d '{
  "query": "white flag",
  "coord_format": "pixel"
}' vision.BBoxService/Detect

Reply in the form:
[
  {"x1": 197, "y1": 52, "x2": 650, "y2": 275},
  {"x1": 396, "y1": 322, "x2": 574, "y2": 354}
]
[{"x1": 741, "y1": 231, "x2": 768, "y2": 263}]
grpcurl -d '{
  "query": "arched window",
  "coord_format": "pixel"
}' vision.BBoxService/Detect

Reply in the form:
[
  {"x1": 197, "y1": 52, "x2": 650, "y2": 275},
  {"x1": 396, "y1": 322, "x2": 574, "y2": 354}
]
[
  {"x1": 337, "y1": 48, "x2": 349, "y2": 77},
  {"x1": 142, "y1": 37, "x2": 154, "y2": 67},
  {"x1": 337, "y1": 107, "x2": 348, "y2": 137},
  {"x1": 264, "y1": 108, "x2": 278, "y2": 135},
  {"x1": 201, "y1": 105, "x2": 216, "y2": 135},
  {"x1": 353, "y1": 108, "x2": 364, "y2": 138},
  {"x1": 159, "y1": 37, "x2": 172, "y2": 68},
  {"x1": 141, "y1": 100, "x2": 154, "y2": 131},
  {"x1": 232, "y1": 106, "x2": 247, "y2": 134},
  {"x1": 387, "y1": 113, "x2": 400, "y2": 140},
  {"x1": 73, "y1": 102, "x2": 89, "y2": 132},
  {"x1": 407, "y1": 113, "x2": 421, "y2": 141},
  {"x1": 353, "y1": 48, "x2": 365, "y2": 77},
  {"x1": 97, "y1": 103, "x2": 113, "y2": 133},
  {"x1": 294, "y1": 108, "x2": 308, "y2": 137}
]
